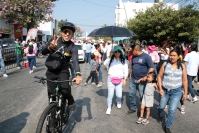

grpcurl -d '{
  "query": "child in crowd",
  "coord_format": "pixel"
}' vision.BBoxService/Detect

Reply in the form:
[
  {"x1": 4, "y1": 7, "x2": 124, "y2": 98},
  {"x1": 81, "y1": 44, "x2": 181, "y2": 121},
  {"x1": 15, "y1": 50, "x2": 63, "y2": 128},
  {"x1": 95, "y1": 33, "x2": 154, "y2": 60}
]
[
  {"x1": 85, "y1": 54, "x2": 102, "y2": 87},
  {"x1": 136, "y1": 72, "x2": 158, "y2": 125}
]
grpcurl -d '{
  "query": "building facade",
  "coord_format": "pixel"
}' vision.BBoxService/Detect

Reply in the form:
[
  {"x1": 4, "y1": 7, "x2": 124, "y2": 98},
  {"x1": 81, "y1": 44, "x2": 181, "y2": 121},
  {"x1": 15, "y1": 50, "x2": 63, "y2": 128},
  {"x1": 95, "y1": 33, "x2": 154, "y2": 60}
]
[
  {"x1": 37, "y1": 19, "x2": 58, "y2": 42},
  {"x1": 115, "y1": 0, "x2": 178, "y2": 26},
  {"x1": 0, "y1": 18, "x2": 58, "y2": 42}
]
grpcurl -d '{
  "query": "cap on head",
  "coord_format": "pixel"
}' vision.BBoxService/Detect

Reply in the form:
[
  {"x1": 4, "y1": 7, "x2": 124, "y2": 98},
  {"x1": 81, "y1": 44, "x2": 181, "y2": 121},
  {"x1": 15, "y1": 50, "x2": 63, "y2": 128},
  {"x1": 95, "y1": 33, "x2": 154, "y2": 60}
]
[{"x1": 61, "y1": 22, "x2": 76, "y2": 33}]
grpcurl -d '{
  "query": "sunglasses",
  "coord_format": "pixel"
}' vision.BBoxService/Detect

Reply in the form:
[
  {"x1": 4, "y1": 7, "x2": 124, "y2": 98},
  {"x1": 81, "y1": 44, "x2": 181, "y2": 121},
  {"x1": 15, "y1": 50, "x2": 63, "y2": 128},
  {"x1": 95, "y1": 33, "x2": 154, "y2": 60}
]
[
  {"x1": 61, "y1": 29, "x2": 73, "y2": 35},
  {"x1": 114, "y1": 50, "x2": 120, "y2": 53}
]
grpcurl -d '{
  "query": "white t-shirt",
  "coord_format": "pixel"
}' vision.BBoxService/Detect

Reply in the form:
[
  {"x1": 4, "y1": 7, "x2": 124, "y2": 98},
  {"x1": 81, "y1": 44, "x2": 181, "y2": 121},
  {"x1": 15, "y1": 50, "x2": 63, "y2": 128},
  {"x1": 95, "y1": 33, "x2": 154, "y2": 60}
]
[
  {"x1": 82, "y1": 43, "x2": 86, "y2": 51},
  {"x1": 106, "y1": 44, "x2": 113, "y2": 57},
  {"x1": 33, "y1": 43, "x2": 38, "y2": 51},
  {"x1": 160, "y1": 54, "x2": 169, "y2": 60},
  {"x1": 184, "y1": 51, "x2": 199, "y2": 76},
  {"x1": 101, "y1": 45, "x2": 107, "y2": 53},
  {"x1": 91, "y1": 45, "x2": 96, "y2": 53}
]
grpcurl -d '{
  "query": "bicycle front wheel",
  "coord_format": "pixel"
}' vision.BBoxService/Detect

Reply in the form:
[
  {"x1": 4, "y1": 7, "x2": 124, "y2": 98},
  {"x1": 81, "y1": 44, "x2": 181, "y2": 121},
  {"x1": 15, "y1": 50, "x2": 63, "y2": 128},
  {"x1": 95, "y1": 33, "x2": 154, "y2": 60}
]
[{"x1": 36, "y1": 103, "x2": 62, "y2": 133}]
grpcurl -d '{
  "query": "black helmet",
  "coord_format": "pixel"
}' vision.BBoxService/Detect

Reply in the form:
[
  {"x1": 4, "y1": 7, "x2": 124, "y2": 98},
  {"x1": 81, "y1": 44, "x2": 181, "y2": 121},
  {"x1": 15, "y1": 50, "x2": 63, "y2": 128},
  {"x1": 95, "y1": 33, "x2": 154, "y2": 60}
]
[{"x1": 61, "y1": 22, "x2": 76, "y2": 33}]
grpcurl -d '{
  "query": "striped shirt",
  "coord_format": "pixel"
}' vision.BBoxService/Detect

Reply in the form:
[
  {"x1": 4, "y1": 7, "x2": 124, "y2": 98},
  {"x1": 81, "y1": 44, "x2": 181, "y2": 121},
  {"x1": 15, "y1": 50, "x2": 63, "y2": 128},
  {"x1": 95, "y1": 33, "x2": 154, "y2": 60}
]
[{"x1": 162, "y1": 62, "x2": 182, "y2": 90}]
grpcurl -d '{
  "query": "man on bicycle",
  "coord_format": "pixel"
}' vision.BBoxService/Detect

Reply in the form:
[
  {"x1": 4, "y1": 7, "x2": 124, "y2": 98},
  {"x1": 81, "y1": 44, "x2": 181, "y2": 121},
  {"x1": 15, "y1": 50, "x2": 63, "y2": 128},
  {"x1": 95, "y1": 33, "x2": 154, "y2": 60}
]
[{"x1": 42, "y1": 22, "x2": 83, "y2": 110}]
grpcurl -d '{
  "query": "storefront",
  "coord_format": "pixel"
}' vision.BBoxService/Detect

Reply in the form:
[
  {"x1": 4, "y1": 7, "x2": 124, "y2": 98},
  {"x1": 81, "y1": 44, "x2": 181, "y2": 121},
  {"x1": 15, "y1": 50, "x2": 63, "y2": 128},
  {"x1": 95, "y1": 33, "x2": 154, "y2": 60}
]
[
  {"x1": 0, "y1": 19, "x2": 14, "y2": 40},
  {"x1": 0, "y1": 28, "x2": 12, "y2": 39}
]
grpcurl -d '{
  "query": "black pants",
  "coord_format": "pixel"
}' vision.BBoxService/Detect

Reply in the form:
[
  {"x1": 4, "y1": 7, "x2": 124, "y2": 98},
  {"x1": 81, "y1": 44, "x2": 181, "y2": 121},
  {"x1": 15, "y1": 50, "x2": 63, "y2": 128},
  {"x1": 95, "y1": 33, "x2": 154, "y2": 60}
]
[
  {"x1": 46, "y1": 69, "x2": 74, "y2": 105},
  {"x1": 197, "y1": 69, "x2": 199, "y2": 82},
  {"x1": 86, "y1": 71, "x2": 98, "y2": 85}
]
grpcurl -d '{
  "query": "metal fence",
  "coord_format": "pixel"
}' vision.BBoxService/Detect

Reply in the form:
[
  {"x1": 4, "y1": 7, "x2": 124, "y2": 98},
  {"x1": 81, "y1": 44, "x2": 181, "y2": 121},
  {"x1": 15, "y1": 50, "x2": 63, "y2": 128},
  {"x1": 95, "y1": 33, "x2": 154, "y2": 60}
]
[{"x1": 2, "y1": 48, "x2": 25, "y2": 70}]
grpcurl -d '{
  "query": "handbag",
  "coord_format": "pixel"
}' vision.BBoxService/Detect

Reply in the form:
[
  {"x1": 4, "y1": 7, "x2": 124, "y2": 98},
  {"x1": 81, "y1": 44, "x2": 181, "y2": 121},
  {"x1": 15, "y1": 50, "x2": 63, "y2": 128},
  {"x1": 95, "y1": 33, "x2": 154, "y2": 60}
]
[
  {"x1": 45, "y1": 53, "x2": 62, "y2": 71},
  {"x1": 110, "y1": 77, "x2": 123, "y2": 85}
]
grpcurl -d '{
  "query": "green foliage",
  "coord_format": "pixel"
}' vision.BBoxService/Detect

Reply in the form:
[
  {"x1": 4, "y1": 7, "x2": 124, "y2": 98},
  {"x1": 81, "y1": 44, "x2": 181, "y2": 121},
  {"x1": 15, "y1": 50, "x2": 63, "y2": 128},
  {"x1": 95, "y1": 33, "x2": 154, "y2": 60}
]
[
  {"x1": 58, "y1": 19, "x2": 68, "y2": 30},
  {"x1": 127, "y1": 3, "x2": 199, "y2": 43},
  {"x1": 0, "y1": 0, "x2": 54, "y2": 30}
]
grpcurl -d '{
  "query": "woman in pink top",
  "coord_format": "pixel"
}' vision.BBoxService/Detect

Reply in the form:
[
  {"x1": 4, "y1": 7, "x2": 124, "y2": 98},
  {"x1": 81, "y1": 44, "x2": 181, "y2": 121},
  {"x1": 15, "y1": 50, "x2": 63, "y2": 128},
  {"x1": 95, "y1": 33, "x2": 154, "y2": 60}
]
[
  {"x1": 25, "y1": 42, "x2": 37, "y2": 74},
  {"x1": 92, "y1": 44, "x2": 103, "y2": 84},
  {"x1": 148, "y1": 45, "x2": 159, "y2": 75}
]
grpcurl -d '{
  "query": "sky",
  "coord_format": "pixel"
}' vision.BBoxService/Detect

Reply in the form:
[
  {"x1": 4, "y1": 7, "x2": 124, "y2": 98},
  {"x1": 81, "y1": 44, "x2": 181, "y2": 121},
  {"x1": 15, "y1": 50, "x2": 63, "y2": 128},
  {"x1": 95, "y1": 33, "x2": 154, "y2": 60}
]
[{"x1": 52, "y1": 0, "x2": 197, "y2": 36}]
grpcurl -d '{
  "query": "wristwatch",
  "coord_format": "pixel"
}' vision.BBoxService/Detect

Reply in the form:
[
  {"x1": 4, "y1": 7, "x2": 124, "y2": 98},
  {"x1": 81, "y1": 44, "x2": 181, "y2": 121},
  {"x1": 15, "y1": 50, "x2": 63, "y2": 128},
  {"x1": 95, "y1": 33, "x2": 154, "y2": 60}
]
[{"x1": 76, "y1": 73, "x2": 82, "y2": 76}]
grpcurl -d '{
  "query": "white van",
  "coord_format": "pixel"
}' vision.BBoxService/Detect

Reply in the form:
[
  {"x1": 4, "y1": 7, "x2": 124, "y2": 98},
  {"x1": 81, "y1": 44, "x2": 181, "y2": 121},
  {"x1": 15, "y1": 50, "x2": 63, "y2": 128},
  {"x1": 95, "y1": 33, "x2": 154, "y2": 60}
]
[{"x1": 75, "y1": 44, "x2": 85, "y2": 62}]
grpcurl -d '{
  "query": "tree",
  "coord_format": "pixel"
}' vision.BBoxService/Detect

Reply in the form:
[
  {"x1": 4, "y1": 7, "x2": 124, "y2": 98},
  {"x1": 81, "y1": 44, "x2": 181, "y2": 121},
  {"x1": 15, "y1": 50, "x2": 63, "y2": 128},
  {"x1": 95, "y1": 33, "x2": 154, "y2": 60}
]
[
  {"x1": 127, "y1": 3, "x2": 199, "y2": 43},
  {"x1": 0, "y1": 0, "x2": 55, "y2": 30},
  {"x1": 58, "y1": 19, "x2": 68, "y2": 30},
  {"x1": 102, "y1": 24, "x2": 107, "y2": 27}
]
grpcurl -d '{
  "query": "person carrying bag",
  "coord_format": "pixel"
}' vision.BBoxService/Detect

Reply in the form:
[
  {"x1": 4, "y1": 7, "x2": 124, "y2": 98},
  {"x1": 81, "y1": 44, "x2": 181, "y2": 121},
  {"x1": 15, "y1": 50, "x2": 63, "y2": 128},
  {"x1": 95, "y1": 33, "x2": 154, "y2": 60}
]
[{"x1": 104, "y1": 46, "x2": 128, "y2": 115}]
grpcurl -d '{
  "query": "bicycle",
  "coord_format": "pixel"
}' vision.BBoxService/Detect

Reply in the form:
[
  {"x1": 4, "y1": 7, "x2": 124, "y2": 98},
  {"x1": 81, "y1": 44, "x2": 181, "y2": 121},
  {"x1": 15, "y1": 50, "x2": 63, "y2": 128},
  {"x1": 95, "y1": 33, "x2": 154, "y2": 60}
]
[{"x1": 34, "y1": 76, "x2": 73, "y2": 133}]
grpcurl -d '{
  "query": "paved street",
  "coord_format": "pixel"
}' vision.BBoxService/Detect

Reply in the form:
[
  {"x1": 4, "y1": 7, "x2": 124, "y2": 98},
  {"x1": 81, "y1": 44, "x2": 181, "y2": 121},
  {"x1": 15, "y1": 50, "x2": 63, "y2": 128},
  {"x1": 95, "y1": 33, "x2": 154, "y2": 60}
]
[{"x1": 0, "y1": 57, "x2": 199, "y2": 133}]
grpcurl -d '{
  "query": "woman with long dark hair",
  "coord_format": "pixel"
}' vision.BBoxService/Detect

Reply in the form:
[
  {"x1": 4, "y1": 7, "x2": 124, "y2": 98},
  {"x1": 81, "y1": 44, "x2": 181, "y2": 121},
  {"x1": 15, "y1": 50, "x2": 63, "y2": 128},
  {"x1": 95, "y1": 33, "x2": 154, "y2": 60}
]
[
  {"x1": 104, "y1": 46, "x2": 128, "y2": 114},
  {"x1": 25, "y1": 42, "x2": 37, "y2": 74},
  {"x1": 157, "y1": 47, "x2": 188, "y2": 133},
  {"x1": 93, "y1": 44, "x2": 103, "y2": 84}
]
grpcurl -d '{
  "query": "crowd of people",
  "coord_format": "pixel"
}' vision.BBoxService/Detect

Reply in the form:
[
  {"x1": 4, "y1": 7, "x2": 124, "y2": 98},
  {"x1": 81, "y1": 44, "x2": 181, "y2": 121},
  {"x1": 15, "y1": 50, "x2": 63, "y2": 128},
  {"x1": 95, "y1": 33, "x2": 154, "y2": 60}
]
[
  {"x1": 1, "y1": 32, "x2": 199, "y2": 132},
  {"x1": 79, "y1": 40, "x2": 199, "y2": 133},
  {"x1": 0, "y1": 38, "x2": 48, "y2": 76}
]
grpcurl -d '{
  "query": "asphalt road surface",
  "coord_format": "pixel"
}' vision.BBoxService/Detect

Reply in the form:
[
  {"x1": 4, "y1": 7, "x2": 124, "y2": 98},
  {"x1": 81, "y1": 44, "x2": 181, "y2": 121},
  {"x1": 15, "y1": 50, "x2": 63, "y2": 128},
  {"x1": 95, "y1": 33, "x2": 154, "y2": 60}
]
[{"x1": 0, "y1": 58, "x2": 199, "y2": 133}]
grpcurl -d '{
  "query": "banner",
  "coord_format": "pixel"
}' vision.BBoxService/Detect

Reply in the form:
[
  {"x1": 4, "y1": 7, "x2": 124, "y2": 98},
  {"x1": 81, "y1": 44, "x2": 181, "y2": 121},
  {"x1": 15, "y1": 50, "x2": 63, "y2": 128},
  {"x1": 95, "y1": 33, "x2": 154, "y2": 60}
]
[
  {"x1": 26, "y1": 28, "x2": 38, "y2": 43},
  {"x1": 14, "y1": 24, "x2": 23, "y2": 38}
]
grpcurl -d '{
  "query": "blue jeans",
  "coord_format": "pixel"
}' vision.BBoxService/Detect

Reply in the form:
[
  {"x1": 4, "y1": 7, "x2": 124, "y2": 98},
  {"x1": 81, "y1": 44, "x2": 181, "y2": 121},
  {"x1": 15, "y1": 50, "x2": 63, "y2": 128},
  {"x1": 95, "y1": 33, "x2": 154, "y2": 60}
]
[
  {"x1": 107, "y1": 76, "x2": 123, "y2": 109},
  {"x1": 187, "y1": 75, "x2": 196, "y2": 98},
  {"x1": 154, "y1": 63, "x2": 158, "y2": 76},
  {"x1": 86, "y1": 53, "x2": 91, "y2": 63},
  {"x1": 70, "y1": 62, "x2": 76, "y2": 79},
  {"x1": 158, "y1": 87, "x2": 182, "y2": 128},
  {"x1": 16, "y1": 54, "x2": 22, "y2": 67},
  {"x1": 129, "y1": 79, "x2": 146, "y2": 110},
  {"x1": 33, "y1": 57, "x2": 36, "y2": 67},
  {"x1": 27, "y1": 56, "x2": 35, "y2": 70},
  {"x1": 0, "y1": 58, "x2": 6, "y2": 74}
]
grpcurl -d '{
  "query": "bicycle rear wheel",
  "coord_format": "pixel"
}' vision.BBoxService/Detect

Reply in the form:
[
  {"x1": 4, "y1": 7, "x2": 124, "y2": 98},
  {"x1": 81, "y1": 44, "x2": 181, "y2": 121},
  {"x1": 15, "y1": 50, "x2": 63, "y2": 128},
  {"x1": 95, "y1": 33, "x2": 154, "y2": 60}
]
[{"x1": 36, "y1": 103, "x2": 62, "y2": 133}]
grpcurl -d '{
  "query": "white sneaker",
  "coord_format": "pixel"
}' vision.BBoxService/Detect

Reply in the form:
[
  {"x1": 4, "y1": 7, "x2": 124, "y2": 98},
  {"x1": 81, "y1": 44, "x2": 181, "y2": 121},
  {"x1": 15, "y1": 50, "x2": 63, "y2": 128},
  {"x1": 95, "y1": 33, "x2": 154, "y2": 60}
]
[
  {"x1": 17, "y1": 67, "x2": 21, "y2": 69},
  {"x1": 187, "y1": 95, "x2": 190, "y2": 100},
  {"x1": 191, "y1": 96, "x2": 198, "y2": 103},
  {"x1": 29, "y1": 70, "x2": 33, "y2": 74},
  {"x1": 3, "y1": 74, "x2": 8, "y2": 77},
  {"x1": 84, "y1": 82, "x2": 87, "y2": 86},
  {"x1": 96, "y1": 84, "x2": 102, "y2": 87},
  {"x1": 180, "y1": 107, "x2": 185, "y2": 114},
  {"x1": 91, "y1": 82, "x2": 95, "y2": 85},
  {"x1": 99, "y1": 81, "x2": 104, "y2": 84},
  {"x1": 33, "y1": 66, "x2": 36, "y2": 69},
  {"x1": 117, "y1": 103, "x2": 121, "y2": 109},
  {"x1": 106, "y1": 108, "x2": 111, "y2": 115}
]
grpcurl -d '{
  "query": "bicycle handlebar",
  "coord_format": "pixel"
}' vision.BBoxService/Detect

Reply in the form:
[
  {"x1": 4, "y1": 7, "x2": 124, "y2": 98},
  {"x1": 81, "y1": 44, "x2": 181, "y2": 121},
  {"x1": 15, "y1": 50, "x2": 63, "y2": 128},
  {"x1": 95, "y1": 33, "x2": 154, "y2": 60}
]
[{"x1": 33, "y1": 76, "x2": 72, "y2": 83}]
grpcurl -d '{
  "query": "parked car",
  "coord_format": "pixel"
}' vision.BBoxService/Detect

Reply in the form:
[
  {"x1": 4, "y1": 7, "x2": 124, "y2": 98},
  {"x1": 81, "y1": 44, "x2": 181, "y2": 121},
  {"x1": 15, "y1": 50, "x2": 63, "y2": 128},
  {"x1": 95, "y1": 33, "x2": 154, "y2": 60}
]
[
  {"x1": 0, "y1": 38, "x2": 16, "y2": 60},
  {"x1": 75, "y1": 44, "x2": 85, "y2": 62}
]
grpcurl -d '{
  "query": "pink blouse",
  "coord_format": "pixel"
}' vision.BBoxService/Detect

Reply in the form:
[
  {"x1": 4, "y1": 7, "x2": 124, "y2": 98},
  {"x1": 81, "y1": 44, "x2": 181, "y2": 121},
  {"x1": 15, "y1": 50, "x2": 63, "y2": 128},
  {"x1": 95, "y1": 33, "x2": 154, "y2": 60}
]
[
  {"x1": 149, "y1": 51, "x2": 159, "y2": 63},
  {"x1": 94, "y1": 50, "x2": 102, "y2": 64},
  {"x1": 25, "y1": 47, "x2": 37, "y2": 56}
]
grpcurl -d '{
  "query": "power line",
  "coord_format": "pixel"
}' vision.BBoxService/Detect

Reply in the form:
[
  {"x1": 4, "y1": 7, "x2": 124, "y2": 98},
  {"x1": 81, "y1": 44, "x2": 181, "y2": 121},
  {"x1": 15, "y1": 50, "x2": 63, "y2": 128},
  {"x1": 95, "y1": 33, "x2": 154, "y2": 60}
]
[
  {"x1": 81, "y1": 0, "x2": 115, "y2": 8},
  {"x1": 74, "y1": 9, "x2": 113, "y2": 22},
  {"x1": 74, "y1": 23, "x2": 113, "y2": 27},
  {"x1": 55, "y1": 0, "x2": 81, "y2": 4}
]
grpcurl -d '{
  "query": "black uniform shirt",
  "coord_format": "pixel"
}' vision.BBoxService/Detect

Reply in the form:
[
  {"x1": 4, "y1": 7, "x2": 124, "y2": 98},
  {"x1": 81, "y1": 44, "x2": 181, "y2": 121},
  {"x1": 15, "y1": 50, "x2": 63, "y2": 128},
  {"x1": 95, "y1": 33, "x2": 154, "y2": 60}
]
[{"x1": 42, "y1": 37, "x2": 80, "y2": 73}]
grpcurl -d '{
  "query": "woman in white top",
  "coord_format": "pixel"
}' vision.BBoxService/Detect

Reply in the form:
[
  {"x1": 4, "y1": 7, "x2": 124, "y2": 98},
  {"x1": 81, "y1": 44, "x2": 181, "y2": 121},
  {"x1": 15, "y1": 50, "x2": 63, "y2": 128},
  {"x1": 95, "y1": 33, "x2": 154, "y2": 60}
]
[{"x1": 104, "y1": 46, "x2": 128, "y2": 114}]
